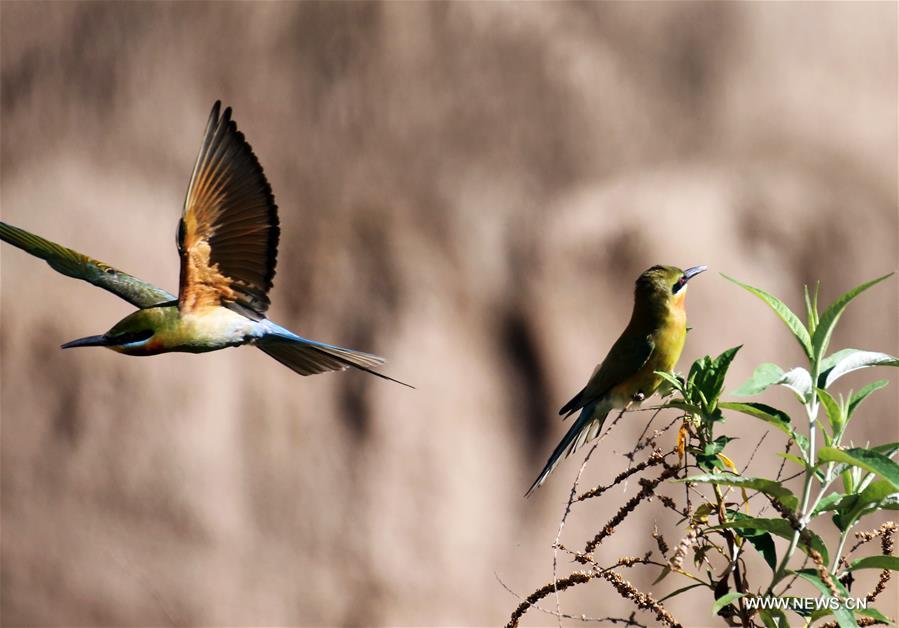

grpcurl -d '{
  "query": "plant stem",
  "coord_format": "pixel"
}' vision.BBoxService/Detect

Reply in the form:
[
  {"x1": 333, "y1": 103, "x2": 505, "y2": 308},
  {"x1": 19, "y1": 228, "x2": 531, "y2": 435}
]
[
  {"x1": 768, "y1": 384, "x2": 820, "y2": 591},
  {"x1": 830, "y1": 526, "x2": 852, "y2": 575},
  {"x1": 712, "y1": 483, "x2": 750, "y2": 627}
]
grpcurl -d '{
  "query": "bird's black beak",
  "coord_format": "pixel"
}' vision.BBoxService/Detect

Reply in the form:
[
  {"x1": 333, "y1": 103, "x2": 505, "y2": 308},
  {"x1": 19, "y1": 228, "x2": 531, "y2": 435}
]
[
  {"x1": 61, "y1": 335, "x2": 110, "y2": 349},
  {"x1": 683, "y1": 265, "x2": 708, "y2": 282}
]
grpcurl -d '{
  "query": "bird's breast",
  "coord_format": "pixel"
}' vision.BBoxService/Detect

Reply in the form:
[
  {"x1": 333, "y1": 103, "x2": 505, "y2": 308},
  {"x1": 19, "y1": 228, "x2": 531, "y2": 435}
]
[
  {"x1": 156, "y1": 307, "x2": 259, "y2": 352},
  {"x1": 609, "y1": 312, "x2": 687, "y2": 406}
]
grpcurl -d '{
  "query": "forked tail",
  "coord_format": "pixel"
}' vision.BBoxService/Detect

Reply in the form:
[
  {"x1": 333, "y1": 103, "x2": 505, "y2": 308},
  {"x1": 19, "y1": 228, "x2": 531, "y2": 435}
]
[
  {"x1": 257, "y1": 327, "x2": 412, "y2": 388},
  {"x1": 525, "y1": 400, "x2": 611, "y2": 496}
]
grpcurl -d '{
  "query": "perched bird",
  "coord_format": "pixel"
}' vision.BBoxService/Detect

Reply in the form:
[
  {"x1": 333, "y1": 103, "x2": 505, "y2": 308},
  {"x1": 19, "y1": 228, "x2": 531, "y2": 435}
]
[
  {"x1": 526, "y1": 264, "x2": 706, "y2": 495},
  {"x1": 0, "y1": 101, "x2": 409, "y2": 387}
]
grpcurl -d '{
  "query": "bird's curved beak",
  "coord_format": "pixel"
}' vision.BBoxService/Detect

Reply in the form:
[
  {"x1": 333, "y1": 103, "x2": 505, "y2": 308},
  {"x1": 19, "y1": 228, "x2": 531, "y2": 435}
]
[
  {"x1": 683, "y1": 265, "x2": 708, "y2": 282},
  {"x1": 61, "y1": 335, "x2": 110, "y2": 349}
]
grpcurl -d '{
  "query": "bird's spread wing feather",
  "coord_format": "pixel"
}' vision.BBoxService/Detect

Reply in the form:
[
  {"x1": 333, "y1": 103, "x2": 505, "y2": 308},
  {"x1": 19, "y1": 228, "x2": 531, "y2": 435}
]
[
  {"x1": 178, "y1": 101, "x2": 279, "y2": 315},
  {"x1": 558, "y1": 334, "x2": 655, "y2": 418},
  {"x1": 0, "y1": 221, "x2": 174, "y2": 308}
]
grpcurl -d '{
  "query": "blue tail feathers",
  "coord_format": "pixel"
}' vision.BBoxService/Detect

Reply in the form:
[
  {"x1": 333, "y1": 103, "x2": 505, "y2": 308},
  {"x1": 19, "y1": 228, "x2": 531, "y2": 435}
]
[
  {"x1": 526, "y1": 400, "x2": 608, "y2": 496},
  {"x1": 257, "y1": 322, "x2": 412, "y2": 388}
]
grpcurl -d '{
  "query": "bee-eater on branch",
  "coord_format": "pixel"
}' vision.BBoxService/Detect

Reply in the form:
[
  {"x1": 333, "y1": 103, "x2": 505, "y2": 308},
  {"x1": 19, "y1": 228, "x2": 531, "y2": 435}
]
[
  {"x1": 526, "y1": 264, "x2": 706, "y2": 495},
  {"x1": 0, "y1": 101, "x2": 410, "y2": 387}
]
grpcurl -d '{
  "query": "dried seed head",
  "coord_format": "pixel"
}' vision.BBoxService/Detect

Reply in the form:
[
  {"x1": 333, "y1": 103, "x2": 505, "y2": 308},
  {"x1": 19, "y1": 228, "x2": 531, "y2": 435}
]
[{"x1": 669, "y1": 525, "x2": 699, "y2": 571}]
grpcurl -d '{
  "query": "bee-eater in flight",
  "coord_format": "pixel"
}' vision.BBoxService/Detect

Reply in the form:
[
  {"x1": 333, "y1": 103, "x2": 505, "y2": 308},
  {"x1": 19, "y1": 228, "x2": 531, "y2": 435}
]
[
  {"x1": 0, "y1": 101, "x2": 409, "y2": 387},
  {"x1": 526, "y1": 264, "x2": 706, "y2": 495}
]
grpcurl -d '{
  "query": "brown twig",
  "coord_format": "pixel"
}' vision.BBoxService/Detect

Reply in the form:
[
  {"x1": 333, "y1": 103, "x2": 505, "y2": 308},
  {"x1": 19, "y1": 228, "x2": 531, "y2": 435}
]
[
  {"x1": 760, "y1": 437, "x2": 793, "y2": 518},
  {"x1": 820, "y1": 617, "x2": 886, "y2": 628},
  {"x1": 577, "y1": 450, "x2": 669, "y2": 502},
  {"x1": 653, "y1": 524, "x2": 670, "y2": 558},
  {"x1": 599, "y1": 569, "x2": 682, "y2": 627},
  {"x1": 495, "y1": 573, "x2": 648, "y2": 625},
  {"x1": 623, "y1": 414, "x2": 682, "y2": 463},
  {"x1": 774, "y1": 554, "x2": 808, "y2": 597},
  {"x1": 553, "y1": 441, "x2": 601, "y2": 625},
  {"x1": 865, "y1": 522, "x2": 895, "y2": 603},
  {"x1": 741, "y1": 431, "x2": 768, "y2": 474},
  {"x1": 552, "y1": 406, "x2": 639, "y2": 624},
  {"x1": 505, "y1": 571, "x2": 595, "y2": 628},
  {"x1": 810, "y1": 548, "x2": 840, "y2": 598},
  {"x1": 579, "y1": 463, "x2": 681, "y2": 561}
]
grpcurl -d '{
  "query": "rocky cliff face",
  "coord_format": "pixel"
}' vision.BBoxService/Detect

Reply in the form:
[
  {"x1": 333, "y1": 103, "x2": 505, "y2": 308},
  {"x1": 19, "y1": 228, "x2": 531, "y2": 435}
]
[{"x1": 2, "y1": 3, "x2": 896, "y2": 625}]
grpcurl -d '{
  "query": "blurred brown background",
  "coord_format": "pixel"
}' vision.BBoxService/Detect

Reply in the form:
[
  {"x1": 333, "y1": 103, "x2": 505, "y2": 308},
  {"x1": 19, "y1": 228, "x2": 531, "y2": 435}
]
[{"x1": 1, "y1": 2, "x2": 897, "y2": 626}]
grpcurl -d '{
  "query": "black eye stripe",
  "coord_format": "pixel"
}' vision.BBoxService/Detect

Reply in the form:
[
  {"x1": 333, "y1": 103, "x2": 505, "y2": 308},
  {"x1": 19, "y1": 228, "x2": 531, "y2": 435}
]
[{"x1": 112, "y1": 330, "x2": 154, "y2": 344}]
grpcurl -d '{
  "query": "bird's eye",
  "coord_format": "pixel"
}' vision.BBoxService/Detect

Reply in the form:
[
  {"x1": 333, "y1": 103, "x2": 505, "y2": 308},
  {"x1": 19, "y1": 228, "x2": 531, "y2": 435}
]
[{"x1": 672, "y1": 276, "x2": 687, "y2": 294}]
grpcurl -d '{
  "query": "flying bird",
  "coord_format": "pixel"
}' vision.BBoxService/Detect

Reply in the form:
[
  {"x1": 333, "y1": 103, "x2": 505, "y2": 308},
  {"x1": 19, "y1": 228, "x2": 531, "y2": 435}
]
[
  {"x1": 526, "y1": 264, "x2": 706, "y2": 495},
  {"x1": 0, "y1": 101, "x2": 409, "y2": 387}
]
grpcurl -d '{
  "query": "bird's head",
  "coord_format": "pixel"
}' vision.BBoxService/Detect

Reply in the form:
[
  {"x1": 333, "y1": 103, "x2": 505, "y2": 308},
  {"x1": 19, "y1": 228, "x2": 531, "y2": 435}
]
[
  {"x1": 61, "y1": 306, "x2": 176, "y2": 355},
  {"x1": 634, "y1": 265, "x2": 707, "y2": 311}
]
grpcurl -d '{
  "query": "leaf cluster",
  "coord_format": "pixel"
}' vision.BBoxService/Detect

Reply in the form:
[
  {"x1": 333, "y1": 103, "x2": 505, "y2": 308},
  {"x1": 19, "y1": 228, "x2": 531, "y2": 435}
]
[
  {"x1": 660, "y1": 273, "x2": 899, "y2": 627},
  {"x1": 508, "y1": 272, "x2": 898, "y2": 628}
]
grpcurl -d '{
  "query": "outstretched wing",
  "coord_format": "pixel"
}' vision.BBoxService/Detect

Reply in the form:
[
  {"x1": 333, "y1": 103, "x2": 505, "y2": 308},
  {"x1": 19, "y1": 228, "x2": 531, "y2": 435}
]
[
  {"x1": 178, "y1": 101, "x2": 279, "y2": 316},
  {"x1": 558, "y1": 334, "x2": 655, "y2": 417},
  {"x1": 0, "y1": 221, "x2": 174, "y2": 308}
]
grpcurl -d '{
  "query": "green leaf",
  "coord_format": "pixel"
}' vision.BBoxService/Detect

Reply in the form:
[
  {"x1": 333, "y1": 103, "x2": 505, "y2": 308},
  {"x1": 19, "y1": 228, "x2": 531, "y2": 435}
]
[
  {"x1": 716, "y1": 518, "x2": 828, "y2": 563},
  {"x1": 681, "y1": 349, "x2": 741, "y2": 411},
  {"x1": 794, "y1": 432, "x2": 810, "y2": 457},
  {"x1": 703, "y1": 436, "x2": 735, "y2": 457},
  {"x1": 817, "y1": 388, "x2": 844, "y2": 437},
  {"x1": 701, "y1": 346, "x2": 742, "y2": 403},
  {"x1": 651, "y1": 565, "x2": 672, "y2": 585},
  {"x1": 720, "y1": 402, "x2": 792, "y2": 437},
  {"x1": 723, "y1": 275, "x2": 813, "y2": 358},
  {"x1": 733, "y1": 521, "x2": 778, "y2": 571},
  {"x1": 848, "y1": 380, "x2": 888, "y2": 418},
  {"x1": 657, "y1": 582, "x2": 705, "y2": 603},
  {"x1": 831, "y1": 482, "x2": 897, "y2": 530},
  {"x1": 857, "y1": 607, "x2": 894, "y2": 625},
  {"x1": 759, "y1": 608, "x2": 789, "y2": 628},
  {"x1": 812, "y1": 273, "x2": 894, "y2": 362},
  {"x1": 733, "y1": 363, "x2": 785, "y2": 396},
  {"x1": 841, "y1": 468, "x2": 855, "y2": 494},
  {"x1": 804, "y1": 283, "x2": 818, "y2": 334},
  {"x1": 870, "y1": 442, "x2": 899, "y2": 457},
  {"x1": 678, "y1": 474, "x2": 798, "y2": 511},
  {"x1": 792, "y1": 570, "x2": 855, "y2": 628},
  {"x1": 819, "y1": 348, "x2": 861, "y2": 378},
  {"x1": 819, "y1": 350, "x2": 899, "y2": 389},
  {"x1": 778, "y1": 367, "x2": 813, "y2": 402},
  {"x1": 855, "y1": 479, "x2": 897, "y2": 507},
  {"x1": 731, "y1": 365, "x2": 813, "y2": 402},
  {"x1": 811, "y1": 492, "x2": 844, "y2": 515},
  {"x1": 655, "y1": 370, "x2": 684, "y2": 395},
  {"x1": 746, "y1": 533, "x2": 777, "y2": 571},
  {"x1": 712, "y1": 591, "x2": 745, "y2": 615},
  {"x1": 778, "y1": 452, "x2": 807, "y2": 468},
  {"x1": 818, "y1": 447, "x2": 899, "y2": 490},
  {"x1": 847, "y1": 555, "x2": 899, "y2": 572},
  {"x1": 658, "y1": 399, "x2": 700, "y2": 415}
]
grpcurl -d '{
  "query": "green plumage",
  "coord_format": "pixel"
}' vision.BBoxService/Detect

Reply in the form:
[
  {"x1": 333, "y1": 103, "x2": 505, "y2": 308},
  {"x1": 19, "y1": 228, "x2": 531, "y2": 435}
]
[
  {"x1": 0, "y1": 221, "x2": 174, "y2": 308},
  {"x1": 526, "y1": 264, "x2": 705, "y2": 496},
  {"x1": 1, "y1": 102, "x2": 408, "y2": 387}
]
